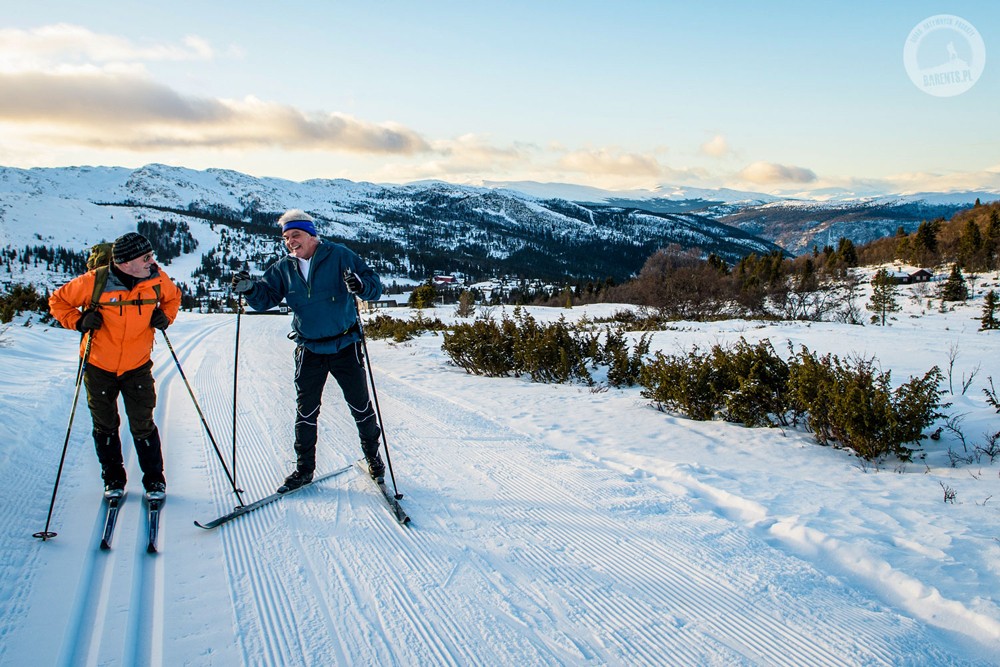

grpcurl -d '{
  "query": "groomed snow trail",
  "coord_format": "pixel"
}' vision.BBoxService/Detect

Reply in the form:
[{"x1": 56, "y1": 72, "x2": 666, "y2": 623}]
[
  {"x1": 184, "y1": 315, "x2": 969, "y2": 665},
  {"x1": 4, "y1": 313, "x2": 988, "y2": 666}
]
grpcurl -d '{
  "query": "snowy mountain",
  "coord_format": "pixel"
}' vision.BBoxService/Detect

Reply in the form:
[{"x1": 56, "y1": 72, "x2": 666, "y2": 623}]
[
  {"x1": 715, "y1": 198, "x2": 983, "y2": 255},
  {"x1": 2, "y1": 164, "x2": 995, "y2": 296},
  {"x1": 487, "y1": 179, "x2": 998, "y2": 256},
  {"x1": 0, "y1": 164, "x2": 785, "y2": 295}
]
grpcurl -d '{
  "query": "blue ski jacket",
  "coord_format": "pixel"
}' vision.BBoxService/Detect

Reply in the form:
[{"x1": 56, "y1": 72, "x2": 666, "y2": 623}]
[{"x1": 243, "y1": 241, "x2": 382, "y2": 354}]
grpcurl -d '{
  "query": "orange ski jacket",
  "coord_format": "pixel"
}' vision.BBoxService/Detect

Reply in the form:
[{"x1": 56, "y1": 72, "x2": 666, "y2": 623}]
[{"x1": 49, "y1": 266, "x2": 182, "y2": 375}]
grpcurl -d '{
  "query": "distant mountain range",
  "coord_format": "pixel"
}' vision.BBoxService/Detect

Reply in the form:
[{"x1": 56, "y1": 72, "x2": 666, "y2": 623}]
[
  {"x1": 1, "y1": 164, "x2": 995, "y2": 293},
  {"x1": 486, "y1": 179, "x2": 998, "y2": 256}
]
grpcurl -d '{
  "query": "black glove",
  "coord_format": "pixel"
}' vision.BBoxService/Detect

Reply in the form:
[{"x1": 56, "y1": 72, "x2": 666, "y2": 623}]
[
  {"x1": 76, "y1": 310, "x2": 103, "y2": 333},
  {"x1": 231, "y1": 270, "x2": 254, "y2": 294},
  {"x1": 149, "y1": 308, "x2": 170, "y2": 331},
  {"x1": 344, "y1": 270, "x2": 363, "y2": 295}
]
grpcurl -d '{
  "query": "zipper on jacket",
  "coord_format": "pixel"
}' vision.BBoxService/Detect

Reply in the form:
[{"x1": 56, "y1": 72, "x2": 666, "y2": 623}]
[{"x1": 293, "y1": 253, "x2": 316, "y2": 299}]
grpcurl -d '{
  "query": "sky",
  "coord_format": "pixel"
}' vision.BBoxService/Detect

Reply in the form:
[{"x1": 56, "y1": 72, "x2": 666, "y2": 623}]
[{"x1": 0, "y1": 1, "x2": 998, "y2": 196}]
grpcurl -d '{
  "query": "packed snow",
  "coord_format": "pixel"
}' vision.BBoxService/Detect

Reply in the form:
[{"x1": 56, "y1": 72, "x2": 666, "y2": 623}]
[{"x1": 0, "y1": 287, "x2": 998, "y2": 665}]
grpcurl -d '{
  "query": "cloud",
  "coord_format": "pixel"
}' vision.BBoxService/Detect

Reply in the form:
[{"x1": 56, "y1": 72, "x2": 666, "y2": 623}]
[
  {"x1": 738, "y1": 161, "x2": 817, "y2": 184},
  {"x1": 881, "y1": 169, "x2": 1000, "y2": 194},
  {"x1": 0, "y1": 24, "x2": 428, "y2": 156},
  {"x1": 432, "y1": 134, "x2": 532, "y2": 167},
  {"x1": 557, "y1": 149, "x2": 664, "y2": 178},
  {"x1": 0, "y1": 71, "x2": 430, "y2": 154},
  {"x1": 367, "y1": 144, "x2": 705, "y2": 190},
  {"x1": 0, "y1": 24, "x2": 214, "y2": 73},
  {"x1": 700, "y1": 135, "x2": 730, "y2": 158},
  {"x1": 0, "y1": 71, "x2": 225, "y2": 124}
]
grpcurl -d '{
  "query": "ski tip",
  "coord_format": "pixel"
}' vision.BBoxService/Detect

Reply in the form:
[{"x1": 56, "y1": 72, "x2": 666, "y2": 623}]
[
  {"x1": 99, "y1": 540, "x2": 111, "y2": 550},
  {"x1": 146, "y1": 543, "x2": 157, "y2": 554}
]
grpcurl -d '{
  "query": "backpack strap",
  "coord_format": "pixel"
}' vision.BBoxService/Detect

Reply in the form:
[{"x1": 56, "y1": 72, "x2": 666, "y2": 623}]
[
  {"x1": 90, "y1": 268, "x2": 163, "y2": 308},
  {"x1": 90, "y1": 266, "x2": 110, "y2": 310}
]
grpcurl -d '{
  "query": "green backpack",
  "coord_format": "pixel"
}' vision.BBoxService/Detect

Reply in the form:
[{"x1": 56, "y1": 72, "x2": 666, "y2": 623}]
[{"x1": 86, "y1": 241, "x2": 160, "y2": 310}]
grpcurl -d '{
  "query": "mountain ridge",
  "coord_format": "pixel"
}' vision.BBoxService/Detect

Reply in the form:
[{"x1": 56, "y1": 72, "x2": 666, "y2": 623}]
[
  {"x1": 1, "y1": 163, "x2": 993, "y2": 294},
  {"x1": 0, "y1": 164, "x2": 783, "y2": 294}
]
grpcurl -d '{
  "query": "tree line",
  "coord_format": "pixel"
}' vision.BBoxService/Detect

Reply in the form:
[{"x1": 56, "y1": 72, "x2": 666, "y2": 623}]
[
  {"x1": 4, "y1": 200, "x2": 1000, "y2": 323},
  {"x1": 536, "y1": 201, "x2": 1000, "y2": 323}
]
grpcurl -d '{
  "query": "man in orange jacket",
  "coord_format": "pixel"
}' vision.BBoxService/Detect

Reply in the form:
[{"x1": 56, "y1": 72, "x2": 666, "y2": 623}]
[{"x1": 49, "y1": 232, "x2": 182, "y2": 499}]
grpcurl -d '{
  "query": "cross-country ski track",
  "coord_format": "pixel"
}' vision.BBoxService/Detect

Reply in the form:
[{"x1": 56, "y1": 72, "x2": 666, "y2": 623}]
[{"x1": 5, "y1": 312, "x2": 994, "y2": 666}]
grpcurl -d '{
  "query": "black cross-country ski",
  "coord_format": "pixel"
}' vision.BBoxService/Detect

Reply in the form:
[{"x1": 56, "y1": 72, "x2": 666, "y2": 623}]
[
  {"x1": 356, "y1": 459, "x2": 410, "y2": 525},
  {"x1": 194, "y1": 464, "x2": 353, "y2": 530},
  {"x1": 99, "y1": 492, "x2": 125, "y2": 550},
  {"x1": 146, "y1": 495, "x2": 163, "y2": 553}
]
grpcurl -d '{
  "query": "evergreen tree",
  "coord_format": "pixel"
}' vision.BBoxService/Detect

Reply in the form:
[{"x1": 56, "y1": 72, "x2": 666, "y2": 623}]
[
  {"x1": 958, "y1": 218, "x2": 983, "y2": 269},
  {"x1": 867, "y1": 268, "x2": 900, "y2": 326},
  {"x1": 408, "y1": 283, "x2": 438, "y2": 309},
  {"x1": 940, "y1": 264, "x2": 969, "y2": 302},
  {"x1": 706, "y1": 253, "x2": 729, "y2": 274},
  {"x1": 910, "y1": 219, "x2": 940, "y2": 265},
  {"x1": 796, "y1": 257, "x2": 817, "y2": 292},
  {"x1": 837, "y1": 237, "x2": 858, "y2": 267},
  {"x1": 981, "y1": 290, "x2": 999, "y2": 330},
  {"x1": 562, "y1": 286, "x2": 574, "y2": 309},
  {"x1": 893, "y1": 228, "x2": 910, "y2": 263},
  {"x1": 986, "y1": 209, "x2": 1000, "y2": 269}
]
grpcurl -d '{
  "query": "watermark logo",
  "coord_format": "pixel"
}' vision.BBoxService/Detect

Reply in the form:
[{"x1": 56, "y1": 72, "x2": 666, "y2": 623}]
[{"x1": 903, "y1": 14, "x2": 985, "y2": 97}]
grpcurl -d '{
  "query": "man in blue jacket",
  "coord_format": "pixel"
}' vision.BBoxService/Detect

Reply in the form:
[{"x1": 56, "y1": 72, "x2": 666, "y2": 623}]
[{"x1": 231, "y1": 209, "x2": 385, "y2": 493}]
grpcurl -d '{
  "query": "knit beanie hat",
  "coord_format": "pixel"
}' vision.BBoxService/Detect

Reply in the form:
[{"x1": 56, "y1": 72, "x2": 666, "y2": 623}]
[
  {"x1": 278, "y1": 209, "x2": 317, "y2": 236},
  {"x1": 112, "y1": 232, "x2": 153, "y2": 263}
]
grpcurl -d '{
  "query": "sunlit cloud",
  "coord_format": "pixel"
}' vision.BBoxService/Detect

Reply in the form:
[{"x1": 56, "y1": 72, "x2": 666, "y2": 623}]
[
  {"x1": 558, "y1": 149, "x2": 663, "y2": 178},
  {"x1": 0, "y1": 71, "x2": 430, "y2": 154},
  {"x1": 700, "y1": 135, "x2": 730, "y2": 158},
  {"x1": 430, "y1": 134, "x2": 533, "y2": 169},
  {"x1": 0, "y1": 71, "x2": 225, "y2": 124},
  {"x1": 737, "y1": 161, "x2": 817, "y2": 184},
  {"x1": 364, "y1": 136, "x2": 538, "y2": 184},
  {"x1": 378, "y1": 144, "x2": 703, "y2": 189},
  {"x1": 881, "y1": 169, "x2": 1000, "y2": 194},
  {"x1": 0, "y1": 23, "x2": 215, "y2": 73},
  {"x1": 0, "y1": 24, "x2": 427, "y2": 157}
]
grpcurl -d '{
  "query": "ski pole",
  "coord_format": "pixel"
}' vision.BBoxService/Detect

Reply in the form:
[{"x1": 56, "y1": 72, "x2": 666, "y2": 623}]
[
  {"x1": 232, "y1": 291, "x2": 244, "y2": 499},
  {"x1": 34, "y1": 331, "x2": 94, "y2": 540},
  {"x1": 160, "y1": 331, "x2": 246, "y2": 507},
  {"x1": 352, "y1": 298, "x2": 402, "y2": 499}
]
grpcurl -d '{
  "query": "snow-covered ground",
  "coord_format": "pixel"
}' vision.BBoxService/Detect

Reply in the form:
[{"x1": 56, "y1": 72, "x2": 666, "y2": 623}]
[{"x1": 0, "y1": 288, "x2": 998, "y2": 665}]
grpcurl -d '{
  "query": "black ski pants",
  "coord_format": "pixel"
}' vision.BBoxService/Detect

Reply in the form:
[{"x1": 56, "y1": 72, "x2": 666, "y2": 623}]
[
  {"x1": 84, "y1": 361, "x2": 164, "y2": 485},
  {"x1": 292, "y1": 342, "x2": 380, "y2": 474}
]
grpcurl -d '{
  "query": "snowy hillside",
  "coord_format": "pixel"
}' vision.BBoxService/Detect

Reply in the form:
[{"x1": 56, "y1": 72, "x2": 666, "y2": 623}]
[
  {"x1": 0, "y1": 164, "x2": 786, "y2": 295},
  {"x1": 716, "y1": 198, "x2": 985, "y2": 256},
  {"x1": 4, "y1": 164, "x2": 997, "y2": 296},
  {"x1": 0, "y1": 282, "x2": 998, "y2": 664}
]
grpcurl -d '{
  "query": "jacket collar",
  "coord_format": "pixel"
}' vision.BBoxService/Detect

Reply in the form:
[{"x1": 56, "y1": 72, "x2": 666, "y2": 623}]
[
  {"x1": 106, "y1": 264, "x2": 162, "y2": 291},
  {"x1": 283, "y1": 241, "x2": 330, "y2": 264}
]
